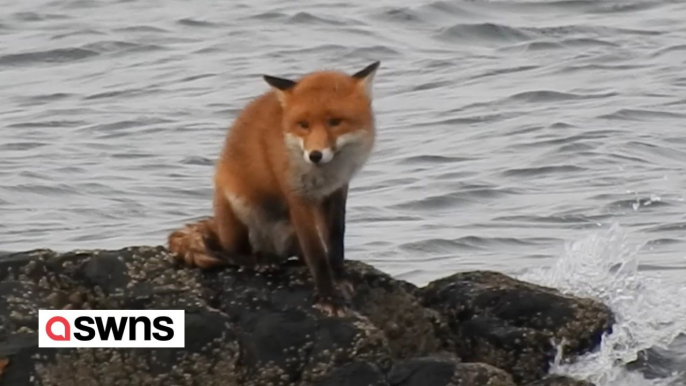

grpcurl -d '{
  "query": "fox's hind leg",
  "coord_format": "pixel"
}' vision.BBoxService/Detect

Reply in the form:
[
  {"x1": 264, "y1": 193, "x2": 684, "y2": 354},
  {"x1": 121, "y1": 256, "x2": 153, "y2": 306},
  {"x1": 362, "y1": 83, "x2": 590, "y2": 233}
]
[
  {"x1": 213, "y1": 189, "x2": 255, "y2": 267},
  {"x1": 167, "y1": 189, "x2": 254, "y2": 269}
]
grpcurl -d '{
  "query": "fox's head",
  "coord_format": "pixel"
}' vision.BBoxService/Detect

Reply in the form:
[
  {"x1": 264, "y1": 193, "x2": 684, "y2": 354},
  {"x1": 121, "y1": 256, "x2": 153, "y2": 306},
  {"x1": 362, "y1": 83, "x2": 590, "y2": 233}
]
[{"x1": 263, "y1": 62, "x2": 379, "y2": 167}]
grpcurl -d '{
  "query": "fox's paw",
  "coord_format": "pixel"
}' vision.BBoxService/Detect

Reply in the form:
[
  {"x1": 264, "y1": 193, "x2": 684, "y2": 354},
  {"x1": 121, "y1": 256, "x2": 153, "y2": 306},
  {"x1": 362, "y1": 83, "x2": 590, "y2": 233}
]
[
  {"x1": 252, "y1": 252, "x2": 285, "y2": 273},
  {"x1": 254, "y1": 263, "x2": 282, "y2": 274},
  {"x1": 336, "y1": 279, "x2": 355, "y2": 301},
  {"x1": 313, "y1": 291, "x2": 351, "y2": 317},
  {"x1": 170, "y1": 248, "x2": 225, "y2": 269},
  {"x1": 188, "y1": 252, "x2": 226, "y2": 269}
]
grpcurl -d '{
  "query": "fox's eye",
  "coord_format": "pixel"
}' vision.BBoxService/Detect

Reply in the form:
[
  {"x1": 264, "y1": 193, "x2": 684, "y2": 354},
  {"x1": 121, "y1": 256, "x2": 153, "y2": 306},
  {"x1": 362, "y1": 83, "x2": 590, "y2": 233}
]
[
  {"x1": 298, "y1": 120, "x2": 309, "y2": 129},
  {"x1": 328, "y1": 118, "x2": 342, "y2": 127}
]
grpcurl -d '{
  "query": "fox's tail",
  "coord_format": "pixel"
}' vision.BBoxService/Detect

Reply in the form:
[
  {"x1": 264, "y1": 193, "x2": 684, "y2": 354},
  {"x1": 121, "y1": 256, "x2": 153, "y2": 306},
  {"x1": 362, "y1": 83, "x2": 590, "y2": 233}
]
[{"x1": 167, "y1": 218, "x2": 226, "y2": 268}]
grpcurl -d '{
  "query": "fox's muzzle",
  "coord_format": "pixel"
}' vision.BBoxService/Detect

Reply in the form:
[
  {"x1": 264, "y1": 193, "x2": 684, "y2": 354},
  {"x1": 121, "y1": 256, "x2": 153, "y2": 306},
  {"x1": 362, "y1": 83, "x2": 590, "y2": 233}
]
[{"x1": 305, "y1": 148, "x2": 334, "y2": 165}]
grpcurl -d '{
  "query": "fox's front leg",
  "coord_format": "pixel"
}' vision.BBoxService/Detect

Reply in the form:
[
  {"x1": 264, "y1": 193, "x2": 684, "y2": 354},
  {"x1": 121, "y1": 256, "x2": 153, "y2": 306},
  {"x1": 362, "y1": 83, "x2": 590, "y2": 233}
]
[
  {"x1": 324, "y1": 186, "x2": 353, "y2": 299},
  {"x1": 325, "y1": 185, "x2": 348, "y2": 276},
  {"x1": 288, "y1": 196, "x2": 347, "y2": 315}
]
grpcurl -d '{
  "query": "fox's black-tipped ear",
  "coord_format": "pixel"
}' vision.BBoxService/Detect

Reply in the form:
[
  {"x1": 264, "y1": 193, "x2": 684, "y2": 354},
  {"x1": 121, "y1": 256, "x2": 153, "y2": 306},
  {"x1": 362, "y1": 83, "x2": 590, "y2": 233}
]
[
  {"x1": 352, "y1": 61, "x2": 380, "y2": 99},
  {"x1": 263, "y1": 75, "x2": 296, "y2": 91},
  {"x1": 264, "y1": 75, "x2": 296, "y2": 105},
  {"x1": 352, "y1": 61, "x2": 380, "y2": 80}
]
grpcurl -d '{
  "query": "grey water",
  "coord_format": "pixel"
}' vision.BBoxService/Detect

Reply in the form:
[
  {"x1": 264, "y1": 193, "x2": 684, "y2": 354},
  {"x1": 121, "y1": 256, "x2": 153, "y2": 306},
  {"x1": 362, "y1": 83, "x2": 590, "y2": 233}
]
[{"x1": 1, "y1": 0, "x2": 685, "y2": 384}]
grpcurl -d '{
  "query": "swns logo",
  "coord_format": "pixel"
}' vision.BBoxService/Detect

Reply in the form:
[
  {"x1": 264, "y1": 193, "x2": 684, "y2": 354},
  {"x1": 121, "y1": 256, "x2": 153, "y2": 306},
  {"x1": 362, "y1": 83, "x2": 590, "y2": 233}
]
[{"x1": 39, "y1": 310, "x2": 184, "y2": 348}]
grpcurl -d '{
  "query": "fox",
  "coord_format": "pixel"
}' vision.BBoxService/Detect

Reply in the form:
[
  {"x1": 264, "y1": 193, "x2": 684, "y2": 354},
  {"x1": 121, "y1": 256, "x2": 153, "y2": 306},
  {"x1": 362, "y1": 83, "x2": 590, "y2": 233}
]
[{"x1": 167, "y1": 61, "x2": 380, "y2": 313}]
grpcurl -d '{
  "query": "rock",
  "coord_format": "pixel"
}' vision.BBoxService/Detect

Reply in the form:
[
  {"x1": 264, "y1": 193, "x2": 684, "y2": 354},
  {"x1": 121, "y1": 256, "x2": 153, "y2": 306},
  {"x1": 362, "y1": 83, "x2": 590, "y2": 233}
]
[
  {"x1": 388, "y1": 357, "x2": 515, "y2": 386},
  {"x1": 315, "y1": 361, "x2": 388, "y2": 386},
  {"x1": 341, "y1": 261, "x2": 450, "y2": 359},
  {"x1": 0, "y1": 248, "x2": 243, "y2": 386},
  {"x1": 526, "y1": 375, "x2": 594, "y2": 386},
  {"x1": 626, "y1": 345, "x2": 686, "y2": 381},
  {"x1": 419, "y1": 271, "x2": 613, "y2": 384},
  {"x1": 0, "y1": 247, "x2": 614, "y2": 386},
  {"x1": 0, "y1": 247, "x2": 440, "y2": 386}
]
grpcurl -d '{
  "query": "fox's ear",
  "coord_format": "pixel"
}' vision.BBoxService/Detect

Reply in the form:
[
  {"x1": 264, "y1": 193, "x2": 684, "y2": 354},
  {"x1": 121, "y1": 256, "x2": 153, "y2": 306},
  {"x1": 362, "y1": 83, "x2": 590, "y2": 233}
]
[
  {"x1": 263, "y1": 75, "x2": 296, "y2": 105},
  {"x1": 352, "y1": 61, "x2": 380, "y2": 99}
]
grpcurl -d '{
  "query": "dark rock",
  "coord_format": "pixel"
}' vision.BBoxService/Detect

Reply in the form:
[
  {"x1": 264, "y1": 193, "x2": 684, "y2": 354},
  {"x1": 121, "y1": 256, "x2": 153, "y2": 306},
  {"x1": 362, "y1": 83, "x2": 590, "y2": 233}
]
[
  {"x1": 0, "y1": 248, "x2": 614, "y2": 386},
  {"x1": 388, "y1": 357, "x2": 515, "y2": 386},
  {"x1": 0, "y1": 247, "x2": 440, "y2": 386},
  {"x1": 1, "y1": 247, "x2": 243, "y2": 385},
  {"x1": 526, "y1": 375, "x2": 595, "y2": 386},
  {"x1": 626, "y1": 341, "x2": 686, "y2": 381},
  {"x1": 315, "y1": 361, "x2": 388, "y2": 386},
  {"x1": 419, "y1": 271, "x2": 614, "y2": 384},
  {"x1": 343, "y1": 261, "x2": 450, "y2": 359}
]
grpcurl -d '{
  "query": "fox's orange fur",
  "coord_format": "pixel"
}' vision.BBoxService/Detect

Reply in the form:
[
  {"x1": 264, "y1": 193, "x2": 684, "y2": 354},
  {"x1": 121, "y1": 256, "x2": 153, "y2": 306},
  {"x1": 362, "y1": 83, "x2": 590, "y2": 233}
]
[{"x1": 168, "y1": 62, "x2": 380, "y2": 312}]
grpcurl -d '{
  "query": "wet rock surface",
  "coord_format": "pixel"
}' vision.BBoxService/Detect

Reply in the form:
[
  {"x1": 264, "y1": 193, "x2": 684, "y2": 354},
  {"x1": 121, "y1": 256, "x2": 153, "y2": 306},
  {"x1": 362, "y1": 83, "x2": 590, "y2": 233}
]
[
  {"x1": 525, "y1": 375, "x2": 595, "y2": 386},
  {"x1": 0, "y1": 247, "x2": 608, "y2": 386},
  {"x1": 419, "y1": 271, "x2": 613, "y2": 384},
  {"x1": 388, "y1": 357, "x2": 516, "y2": 386}
]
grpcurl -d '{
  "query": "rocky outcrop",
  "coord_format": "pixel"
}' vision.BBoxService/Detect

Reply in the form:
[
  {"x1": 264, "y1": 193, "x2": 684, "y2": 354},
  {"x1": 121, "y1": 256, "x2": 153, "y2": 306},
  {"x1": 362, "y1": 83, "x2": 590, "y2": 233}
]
[
  {"x1": 526, "y1": 375, "x2": 595, "y2": 386},
  {"x1": 419, "y1": 271, "x2": 614, "y2": 384},
  {"x1": 387, "y1": 358, "x2": 515, "y2": 386},
  {"x1": 0, "y1": 247, "x2": 611, "y2": 386}
]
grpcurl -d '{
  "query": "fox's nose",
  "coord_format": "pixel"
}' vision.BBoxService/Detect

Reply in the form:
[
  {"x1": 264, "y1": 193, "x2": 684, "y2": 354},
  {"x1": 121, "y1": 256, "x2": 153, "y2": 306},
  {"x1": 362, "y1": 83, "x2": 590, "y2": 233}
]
[
  {"x1": 309, "y1": 151, "x2": 323, "y2": 164},
  {"x1": 305, "y1": 148, "x2": 333, "y2": 165}
]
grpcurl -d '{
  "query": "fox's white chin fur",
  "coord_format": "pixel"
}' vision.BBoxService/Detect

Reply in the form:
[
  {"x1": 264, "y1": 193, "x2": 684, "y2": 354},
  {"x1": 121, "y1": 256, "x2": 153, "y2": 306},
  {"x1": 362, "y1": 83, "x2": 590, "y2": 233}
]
[{"x1": 284, "y1": 131, "x2": 373, "y2": 199}]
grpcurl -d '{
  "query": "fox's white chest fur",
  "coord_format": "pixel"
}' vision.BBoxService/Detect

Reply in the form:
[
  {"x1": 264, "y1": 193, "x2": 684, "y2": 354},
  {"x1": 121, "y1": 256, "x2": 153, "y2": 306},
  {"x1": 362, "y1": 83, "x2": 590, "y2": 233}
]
[{"x1": 222, "y1": 131, "x2": 373, "y2": 258}]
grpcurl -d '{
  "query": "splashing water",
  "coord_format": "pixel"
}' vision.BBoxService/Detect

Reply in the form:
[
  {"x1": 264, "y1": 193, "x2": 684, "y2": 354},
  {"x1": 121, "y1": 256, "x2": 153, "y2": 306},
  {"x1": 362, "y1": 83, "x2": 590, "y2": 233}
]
[{"x1": 521, "y1": 224, "x2": 686, "y2": 386}]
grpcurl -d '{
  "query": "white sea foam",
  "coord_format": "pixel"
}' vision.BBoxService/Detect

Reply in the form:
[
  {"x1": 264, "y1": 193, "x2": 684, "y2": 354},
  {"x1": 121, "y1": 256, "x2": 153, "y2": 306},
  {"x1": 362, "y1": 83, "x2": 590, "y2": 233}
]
[{"x1": 521, "y1": 224, "x2": 686, "y2": 386}]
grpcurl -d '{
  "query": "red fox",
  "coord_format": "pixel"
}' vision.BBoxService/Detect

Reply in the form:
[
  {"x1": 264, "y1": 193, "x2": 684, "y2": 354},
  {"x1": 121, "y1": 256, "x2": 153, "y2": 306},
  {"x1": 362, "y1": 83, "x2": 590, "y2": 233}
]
[{"x1": 168, "y1": 62, "x2": 380, "y2": 313}]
